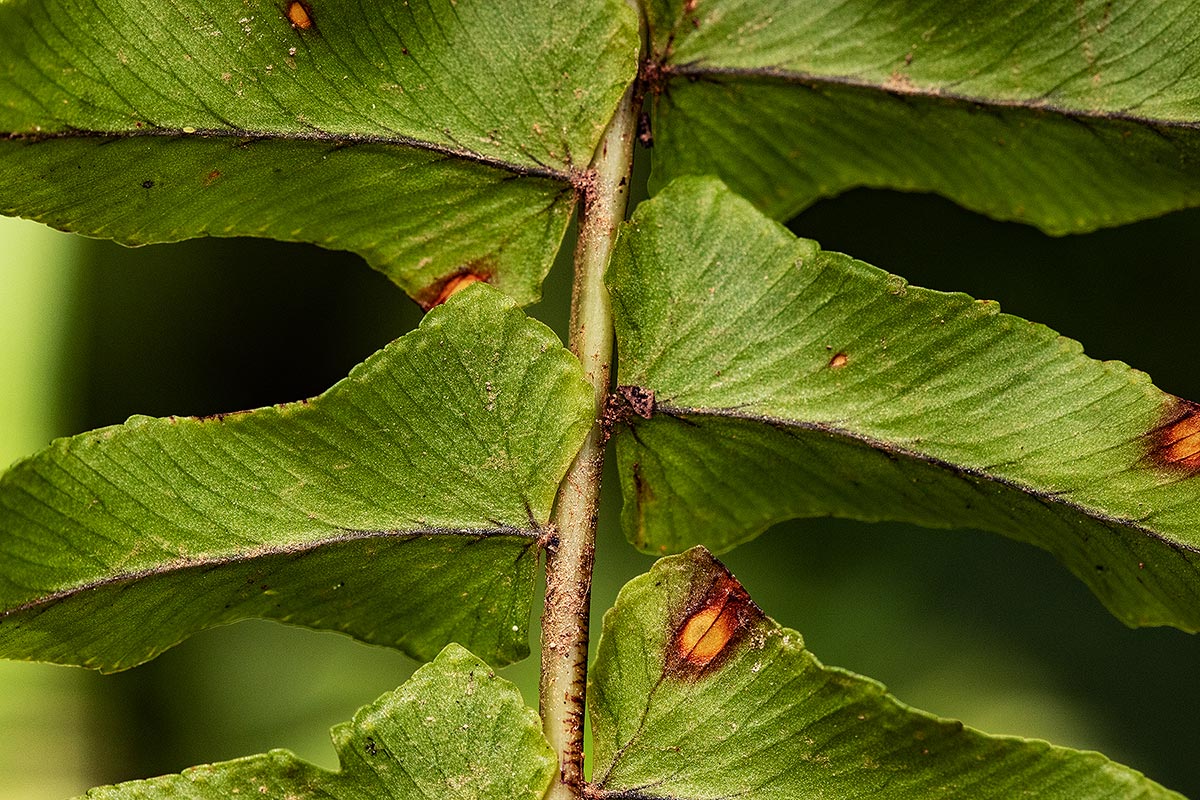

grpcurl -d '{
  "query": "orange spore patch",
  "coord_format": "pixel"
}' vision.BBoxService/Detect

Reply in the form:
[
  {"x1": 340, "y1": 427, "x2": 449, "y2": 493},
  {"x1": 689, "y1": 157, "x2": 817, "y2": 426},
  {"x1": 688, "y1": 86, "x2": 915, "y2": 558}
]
[
  {"x1": 436, "y1": 273, "x2": 485, "y2": 303},
  {"x1": 828, "y1": 351, "x2": 848, "y2": 369},
  {"x1": 678, "y1": 604, "x2": 735, "y2": 666},
  {"x1": 417, "y1": 267, "x2": 493, "y2": 311},
  {"x1": 1155, "y1": 401, "x2": 1200, "y2": 471},
  {"x1": 286, "y1": 0, "x2": 313, "y2": 30},
  {"x1": 671, "y1": 573, "x2": 759, "y2": 677}
]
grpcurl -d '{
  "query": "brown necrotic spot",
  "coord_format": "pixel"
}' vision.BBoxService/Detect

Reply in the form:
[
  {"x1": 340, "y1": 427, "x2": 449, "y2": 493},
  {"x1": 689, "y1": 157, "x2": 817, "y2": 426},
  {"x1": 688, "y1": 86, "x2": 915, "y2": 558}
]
[
  {"x1": 668, "y1": 568, "x2": 762, "y2": 679},
  {"x1": 828, "y1": 351, "x2": 848, "y2": 369},
  {"x1": 1148, "y1": 398, "x2": 1200, "y2": 473},
  {"x1": 285, "y1": 0, "x2": 314, "y2": 30}
]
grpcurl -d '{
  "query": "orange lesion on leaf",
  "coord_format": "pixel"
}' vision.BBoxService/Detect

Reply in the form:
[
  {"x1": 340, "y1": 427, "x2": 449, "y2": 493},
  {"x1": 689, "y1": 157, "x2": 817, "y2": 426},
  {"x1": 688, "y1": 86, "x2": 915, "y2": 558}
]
[
  {"x1": 286, "y1": 0, "x2": 314, "y2": 30},
  {"x1": 678, "y1": 603, "x2": 736, "y2": 666},
  {"x1": 1150, "y1": 399, "x2": 1200, "y2": 472},
  {"x1": 828, "y1": 351, "x2": 848, "y2": 369},
  {"x1": 416, "y1": 266, "x2": 492, "y2": 311},
  {"x1": 669, "y1": 569, "x2": 762, "y2": 678}
]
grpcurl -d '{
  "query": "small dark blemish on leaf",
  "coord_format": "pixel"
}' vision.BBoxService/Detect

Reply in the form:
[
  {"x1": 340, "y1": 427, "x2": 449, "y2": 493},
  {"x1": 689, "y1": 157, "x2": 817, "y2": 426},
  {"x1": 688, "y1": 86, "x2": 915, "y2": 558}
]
[
  {"x1": 202, "y1": 169, "x2": 221, "y2": 187},
  {"x1": 364, "y1": 737, "x2": 378, "y2": 756},
  {"x1": 196, "y1": 408, "x2": 255, "y2": 423},
  {"x1": 285, "y1": 0, "x2": 314, "y2": 31},
  {"x1": 630, "y1": 463, "x2": 656, "y2": 551},
  {"x1": 1145, "y1": 397, "x2": 1200, "y2": 474},
  {"x1": 828, "y1": 352, "x2": 848, "y2": 369},
  {"x1": 141, "y1": 180, "x2": 154, "y2": 189}
]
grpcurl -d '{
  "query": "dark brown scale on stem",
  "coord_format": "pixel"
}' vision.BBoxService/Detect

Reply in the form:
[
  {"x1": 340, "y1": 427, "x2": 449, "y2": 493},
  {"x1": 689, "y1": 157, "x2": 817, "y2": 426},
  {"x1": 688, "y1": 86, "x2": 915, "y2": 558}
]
[{"x1": 601, "y1": 386, "x2": 655, "y2": 442}]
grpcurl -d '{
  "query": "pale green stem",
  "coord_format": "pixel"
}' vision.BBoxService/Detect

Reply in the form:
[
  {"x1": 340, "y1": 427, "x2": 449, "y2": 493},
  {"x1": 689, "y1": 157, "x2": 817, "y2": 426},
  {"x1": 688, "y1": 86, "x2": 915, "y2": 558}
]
[{"x1": 539, "y1": 77, "x2": 639, "y2": 800}]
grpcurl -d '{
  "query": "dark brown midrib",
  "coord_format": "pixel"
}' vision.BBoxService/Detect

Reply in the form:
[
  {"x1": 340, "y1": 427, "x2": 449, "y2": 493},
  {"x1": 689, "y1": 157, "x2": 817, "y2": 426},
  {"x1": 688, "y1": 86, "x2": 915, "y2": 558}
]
[
  {"x1": 0, "y1": 524, "x2": 539, "y2": 617},
  {"x1": 652, "y1": 402, "x2": 1200, "y2": 556},
  {"x1": 663, "y1": 63, "x2": 1200, "y2": 133},
  {"x1": 3, "y1": 125, "x2": 574, "y2": 183}
]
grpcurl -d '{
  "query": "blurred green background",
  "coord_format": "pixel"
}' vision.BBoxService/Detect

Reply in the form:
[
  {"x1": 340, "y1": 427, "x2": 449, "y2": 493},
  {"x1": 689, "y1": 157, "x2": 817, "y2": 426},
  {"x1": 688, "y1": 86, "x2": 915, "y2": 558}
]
[{"x1": 2, "y1": 177, "x2": 1199, "y2": 798}]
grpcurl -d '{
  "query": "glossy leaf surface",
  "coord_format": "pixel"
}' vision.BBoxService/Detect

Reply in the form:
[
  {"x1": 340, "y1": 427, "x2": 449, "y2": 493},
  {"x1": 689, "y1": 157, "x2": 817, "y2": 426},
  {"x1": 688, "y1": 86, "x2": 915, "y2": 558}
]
[
  {"x1": 609, "y1": 178, "x2": 1200, "y2": 630},
  {"x1": 589, "y1": 548, "x2": 1183, "y2": 799},
  {"x1": 644, "y1": 0, "x2": 1200, "y2": 233},
  {"x1": 82, "y1": 644, "x2": 555, "y2": 799},
  {"x1": 0, "y1": 284, "x2": 593, "y2": 670},
  {"x1": 0, "y1": 0, "x2": 638, "y2": 304}
]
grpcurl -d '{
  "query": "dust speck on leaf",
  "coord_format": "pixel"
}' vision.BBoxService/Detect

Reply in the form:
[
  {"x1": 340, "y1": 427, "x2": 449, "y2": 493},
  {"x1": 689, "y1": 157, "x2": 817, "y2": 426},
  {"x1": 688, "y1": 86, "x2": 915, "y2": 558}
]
[{"x1": 885, "y1": 71, "x2": 915, "y2": 92}]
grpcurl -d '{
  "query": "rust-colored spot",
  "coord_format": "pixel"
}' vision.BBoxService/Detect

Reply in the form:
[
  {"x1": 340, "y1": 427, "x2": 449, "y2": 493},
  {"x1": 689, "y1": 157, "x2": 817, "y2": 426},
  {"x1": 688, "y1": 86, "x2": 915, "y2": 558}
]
[
  {"x1": 678, "y1": 604, "x2": 734, "y2": 665},
  {"x1": 669, "y1": 568, "x2": 761, "y2": 679},
  {"x1": 828, "y1": 352, "x2": 848, "y2": 369},
  {"x1": 202, "y1": 169, "x2": 222, "y2": 187},
  {"x1": 423, "y1": 274, "x2": 485, "y2": 309},
  {"x1": 416, "y1": 263, "x2": 494, "y2": 311},
  {"x1": 1149, "y1": 398, "x2": 1200, "y2": 473},
  {"x1": 286, "y1": 0, "x2": 313, "y2": 30}
]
